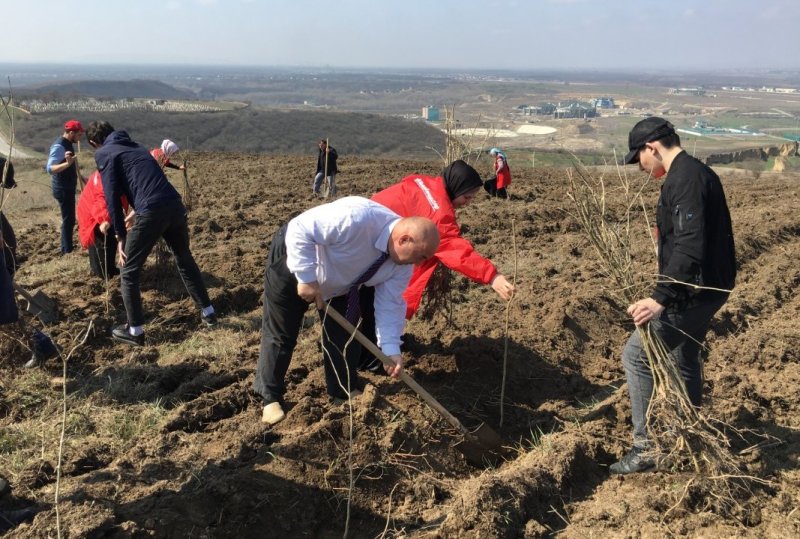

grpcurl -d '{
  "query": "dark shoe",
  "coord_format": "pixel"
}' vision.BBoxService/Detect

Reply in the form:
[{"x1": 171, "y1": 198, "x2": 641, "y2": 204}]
[
  {"x1": 111, "y1": 324, "x2": 144, "y2": 346},
  {"x1": 0, "y1": 507, "x2": 38, "y2": 532},
  {"x1": 609, "y1": 447, "x2": 655, "y2": 475},
  {"x1": 359, "y1": 355, "x2": 385, "y2": 375},
  {"x1": 201, "y1": 312, "x2": 218, "y2": 328},
  {"x1": 330, "y1": 388, "x2": 363, "y2": 406},
  {"x1": 24, "y1": 331, "x2": 59, "y2": 369}
]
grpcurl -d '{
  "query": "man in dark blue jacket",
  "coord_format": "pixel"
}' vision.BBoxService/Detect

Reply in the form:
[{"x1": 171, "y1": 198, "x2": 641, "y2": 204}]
[{"x1": 86, "y1": 121, "x2": 217, "y2": 346}]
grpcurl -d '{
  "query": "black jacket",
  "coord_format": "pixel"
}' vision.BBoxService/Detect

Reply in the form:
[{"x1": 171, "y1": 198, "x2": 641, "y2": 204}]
[
  {"x1": 652, "y1": 151, "x2": 736, "y2": 307},
  {"x1": 316, "y1": 146, "x2": 338, "y2": 175}
]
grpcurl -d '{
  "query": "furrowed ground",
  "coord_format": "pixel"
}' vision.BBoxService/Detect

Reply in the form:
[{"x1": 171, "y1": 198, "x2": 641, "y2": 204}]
[{"x1": 1, "y1": 154, "x2": 798, "y2": 538}]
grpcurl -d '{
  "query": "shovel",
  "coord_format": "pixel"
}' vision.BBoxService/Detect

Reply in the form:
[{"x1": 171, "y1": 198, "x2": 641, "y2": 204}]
[
  {"x1": 325, "y1": 307, "x2": 503, "y2": 465},
  {"x1": 13, "y1": 282, "x2": 58, "y2": 325}
]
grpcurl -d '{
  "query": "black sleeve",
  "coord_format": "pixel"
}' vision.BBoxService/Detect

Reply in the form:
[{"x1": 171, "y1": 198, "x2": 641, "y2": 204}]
[
  {"x1": 651, "y1": 175, "x2": 706, "y2": 305},
  {"x1": 1, "y1": 159, "x2": 15, "y2": 189}
]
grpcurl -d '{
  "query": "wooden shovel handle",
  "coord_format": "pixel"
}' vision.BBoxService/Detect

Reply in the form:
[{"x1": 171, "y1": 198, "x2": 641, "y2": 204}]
[{"x1": 324, "y1": 307, "x2": 470, "y2": 436}]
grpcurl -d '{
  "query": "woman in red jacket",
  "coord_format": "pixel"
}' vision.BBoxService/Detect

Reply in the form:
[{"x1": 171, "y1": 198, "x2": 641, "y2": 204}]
[
  {"x1": 149, "y1": 139, "x2": 186, "y2": 172},
  {"x1": 76, "y1": 170, "x2": 128, "y2": 279},
  {"x1": 371, "y1": 160, "x2": 515, "y2": 320},
  {"x1": 484, "y1": 147, "x2": 511, "y2": 199}
]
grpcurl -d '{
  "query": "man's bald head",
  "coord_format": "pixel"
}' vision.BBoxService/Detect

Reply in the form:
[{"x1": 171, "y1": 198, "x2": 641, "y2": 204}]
[{"x1": 388, "y1": 217, "x2": 440, "y2": 265}]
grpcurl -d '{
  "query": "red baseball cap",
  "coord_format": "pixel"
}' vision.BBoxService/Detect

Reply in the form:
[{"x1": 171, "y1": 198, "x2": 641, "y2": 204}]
[{"x1": 64, "y1": 120, "x2": 84, "y2": 132}]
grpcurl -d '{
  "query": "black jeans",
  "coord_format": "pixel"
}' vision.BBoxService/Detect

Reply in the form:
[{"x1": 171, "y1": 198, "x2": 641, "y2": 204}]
[
  {"x1": 121, "y1": 203, "x2": 210, "y2": 327},
  {"x1": 1, "y1": 212, "x2": 17, "y2": 276},
  {"x1": 253, "y1": 225, "x2": 373, "y2": 404},
  {"x1": 88, "y1": 227, "x2": 119, "y2": 280},
  {"x1": 51, "y1": 185, "x2": 75, "y2": 254}
]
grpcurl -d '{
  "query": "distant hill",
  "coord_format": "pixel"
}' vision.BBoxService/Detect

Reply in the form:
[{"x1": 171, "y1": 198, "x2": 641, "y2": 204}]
[
  {"x1": 19, "y1": 79, "x2": 195, "y2": 100},
  {"x1": 11, "y1": 108, "x2": 446, "y2": 158}
]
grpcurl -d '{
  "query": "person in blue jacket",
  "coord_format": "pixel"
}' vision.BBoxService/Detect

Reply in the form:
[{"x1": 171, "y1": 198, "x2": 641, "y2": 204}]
[
  {"x1": 45, "y1": 120, "x2": 86, "y2": 254},
  {"x1": 86, "y1": 121, "x2": 217, "y2": 346}
]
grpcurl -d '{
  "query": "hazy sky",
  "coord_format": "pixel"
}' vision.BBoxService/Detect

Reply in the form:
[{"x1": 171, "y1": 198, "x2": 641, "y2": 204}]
[{"x1": 4, "y1": 0, "x2": 799, "y2": 70}]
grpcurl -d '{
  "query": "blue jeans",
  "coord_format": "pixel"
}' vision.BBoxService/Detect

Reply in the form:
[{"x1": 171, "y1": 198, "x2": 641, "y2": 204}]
[
  {"x1": 621, "y1": 293, "x2": 728, "y2": 447},
  {"x1": 51, "y1": 185, "x2": 75, "y2": 254},
  {"x1": 312, "y1": 172, "x2": 336, "y2": 195}
]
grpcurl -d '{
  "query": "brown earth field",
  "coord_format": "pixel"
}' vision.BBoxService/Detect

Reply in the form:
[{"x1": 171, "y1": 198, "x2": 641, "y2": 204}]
[{"x1": 1, "y1": 154, "x2": 799, "y2": 538}]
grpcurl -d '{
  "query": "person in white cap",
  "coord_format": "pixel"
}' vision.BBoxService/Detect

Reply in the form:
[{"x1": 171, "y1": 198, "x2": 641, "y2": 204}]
[{"x1": 150, "y1": 139, "x2": 186, "y2": 172}]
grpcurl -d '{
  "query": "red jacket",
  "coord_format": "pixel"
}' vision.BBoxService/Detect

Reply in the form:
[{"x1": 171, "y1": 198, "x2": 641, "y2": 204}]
[
  {"x1": 150, "y1": 148, "x2": 171, "y2": 168},
  {"x1": 76, "y1": 171, "x2": 128, "y2": 249},
  {"x1": 372, "y1": 174, "x2": 497, "y2": 318},
  {"x1": 495, "y1": 154, "x2": 512, "y2": 189}
]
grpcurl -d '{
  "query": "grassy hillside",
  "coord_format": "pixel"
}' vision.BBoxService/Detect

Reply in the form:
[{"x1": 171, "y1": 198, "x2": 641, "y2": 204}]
[
  {"x1": 11, "y1": 108, "x2": 446, "y2": 158},
  {"x1": 19, "y1": 79, "x2": 195, "y2": 100}
]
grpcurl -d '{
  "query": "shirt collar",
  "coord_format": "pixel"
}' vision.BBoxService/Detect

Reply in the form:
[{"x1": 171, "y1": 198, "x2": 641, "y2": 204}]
[{"x1": 376, "y1": 218, "x2": 399, "y2": 254}]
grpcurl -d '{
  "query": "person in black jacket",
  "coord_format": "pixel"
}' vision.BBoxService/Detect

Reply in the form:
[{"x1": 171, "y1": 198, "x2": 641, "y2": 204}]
[
  {"x1": 610, "y1": 117, "x2": 736, "y2": 474},
  {"x1": 312, "y1": 139, "x2": 338, "y2": 196},
  {"x1": 1, "y1": 157, "x2": 59, "y2": 368},
  {"x1": 86, "y1": 121, "x2": 217, "y2": 346}
]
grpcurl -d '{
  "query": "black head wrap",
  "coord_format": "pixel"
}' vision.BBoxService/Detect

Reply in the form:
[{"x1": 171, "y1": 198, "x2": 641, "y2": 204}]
[{"x1": 442, "y1": 160, "x2": 482, "y2": 201}]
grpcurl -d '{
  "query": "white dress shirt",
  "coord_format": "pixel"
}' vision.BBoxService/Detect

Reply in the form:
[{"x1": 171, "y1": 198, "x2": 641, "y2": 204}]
[{"x1": 285, "y1": 196, "x2": 412, "y2": 356}]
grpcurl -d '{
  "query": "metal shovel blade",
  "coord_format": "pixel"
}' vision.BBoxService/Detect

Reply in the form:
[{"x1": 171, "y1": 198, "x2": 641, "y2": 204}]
[
  {"x1": 325, "y1": 307, "x2": 503, "y2": 465},
  {"x1": 13, "y1": 283, "x2": 58, "y2": 325}
]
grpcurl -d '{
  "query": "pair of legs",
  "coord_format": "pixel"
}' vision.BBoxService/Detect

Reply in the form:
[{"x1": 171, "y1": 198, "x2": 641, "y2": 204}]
[
  {"x1": 253, "y1": 225, "x2": 375, "y2": 406},
  {"x1": 88, "y1": 227, "x2": 119, "y2": 280},
  {"x1": 621, "y1": 293, "x2": 728, "y2": 448},
  {"x1": 312, "y1": 173, "x2": 336, "y2": 196},
  {"x1": 1, "y1": 251, "x2": 58, "y2": 366},
  {"x1": 120, "y1": 203, "x2": 212, "y2": 328},
  {"x1": 51, "y1": 185, "x2": 75, "y2": 254}
]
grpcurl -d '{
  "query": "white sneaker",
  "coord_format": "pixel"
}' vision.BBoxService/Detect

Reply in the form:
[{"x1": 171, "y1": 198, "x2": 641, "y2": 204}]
[{"x1": 261, "y1": 402, "x2": 286, "y2": 425}]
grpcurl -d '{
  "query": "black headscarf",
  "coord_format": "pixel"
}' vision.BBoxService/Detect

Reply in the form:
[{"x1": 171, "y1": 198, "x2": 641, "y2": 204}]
[{"x1": 442, "y1": 160, "x2": 482, "y2": 201}]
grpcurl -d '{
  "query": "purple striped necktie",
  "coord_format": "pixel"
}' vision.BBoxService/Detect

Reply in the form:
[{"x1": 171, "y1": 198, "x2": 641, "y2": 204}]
[{"x1": 345, "y1": 251, "x2": 389, "y2": 323}]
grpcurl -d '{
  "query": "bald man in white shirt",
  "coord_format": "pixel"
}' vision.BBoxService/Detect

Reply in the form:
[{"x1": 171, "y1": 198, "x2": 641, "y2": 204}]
[{"x1": 254, "y1": 197, "x2": 439, "y2": 425}]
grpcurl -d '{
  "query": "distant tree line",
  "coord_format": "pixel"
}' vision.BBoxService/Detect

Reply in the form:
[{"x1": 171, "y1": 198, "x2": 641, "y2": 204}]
[{"x1": 12, "y1": 108, "x2": 446, "y2": 158}]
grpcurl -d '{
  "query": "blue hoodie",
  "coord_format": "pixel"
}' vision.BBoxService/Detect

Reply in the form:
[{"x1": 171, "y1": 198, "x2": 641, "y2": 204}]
[{"x1": 94, "y1": 130, "x2": 182, "y2": 238}]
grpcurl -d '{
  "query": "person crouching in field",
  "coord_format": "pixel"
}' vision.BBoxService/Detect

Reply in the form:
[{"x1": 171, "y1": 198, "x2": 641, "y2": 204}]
[
  {"x1": 483, "y1": 147, "x2": 511, "y2": 199},
  {"x1": 150, "y1": 139, "x2": 186, "y2": 172},
  {"x1": 254, "y1": 197, "x2": 439, "y2": 426},
  {"x1": 372, "y1": 160, "x2": 515, "y2": 316},
  {"x1": 355, "y1": 160, "x2": 516, "y2": 371},
  {"x1": 86, "y1": 121, "x2": 217, "y2": 346},
  {"x1": 76, "y1": 170, "x2": 129, "y2": 280}
]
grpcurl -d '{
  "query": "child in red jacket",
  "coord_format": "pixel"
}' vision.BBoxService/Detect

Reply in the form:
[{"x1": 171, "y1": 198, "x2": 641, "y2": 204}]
[{"x1": 76, "y1": 170, "x2": 128, "y2": 279}]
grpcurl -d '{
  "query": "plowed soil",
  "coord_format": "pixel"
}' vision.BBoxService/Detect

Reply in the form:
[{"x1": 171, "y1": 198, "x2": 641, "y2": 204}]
[{"x1": 1, "y1": 154, "x2": 798, "y2": 538}]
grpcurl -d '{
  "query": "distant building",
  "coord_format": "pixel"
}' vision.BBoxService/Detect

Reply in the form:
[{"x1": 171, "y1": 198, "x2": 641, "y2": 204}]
[
  {"x1": 422, "y1": 106, "x2": 440, "y2": 121},
  {"x1": 593, "y1": 97, "x2": 616, "y2": 109},
  {"x1": 668, "y1": 87, "x2": 706, "y2": 96},
  {"x1": 518, "y1": 103, "x2": 556, "y2": 116},
  {"x1": 553, "y1": 101, "x2": 597, "y2": 119}
]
